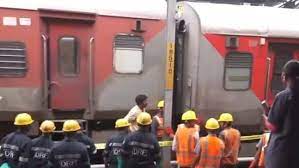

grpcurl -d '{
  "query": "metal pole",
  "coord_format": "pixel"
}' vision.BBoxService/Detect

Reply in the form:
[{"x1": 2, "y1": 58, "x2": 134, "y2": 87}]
[{"x1": 163, "y1": 0, "x2": 176, "y2": 167}]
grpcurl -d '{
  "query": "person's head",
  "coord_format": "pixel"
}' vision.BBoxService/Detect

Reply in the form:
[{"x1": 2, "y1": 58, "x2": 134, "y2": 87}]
[
  {"x1": 182, "y1": 110, "x2": 197, "y2": 128},
  {"x1": 205, "y1": 118, "x2": 220, "y2": 134},
  {"x1": 136, "y1": 112, "x2": 152, "y2": 131},
  {"x1": 218, "y1": 113, "x2": 233, "y2": 129},
  {"x1": 157, "y1": 100, "x2": 164, "y2": 115},
  {"x1": 115, "y1": 118, "x2": 130, "y2": 133},
  {"x1": 135, "y1": 94, "x2": 148, "y2": 109},
  {"x1": 14, "y1": 113, "x2": 34, "y2": 133},
  {"x1": 40, "y1": 120, "x2": 56, "y2": 136},
  {"x1": 282, "y1": 60, "x2": 299, "y2": 90},
  {"x1": 63, "y1": 120, "x2": 80, "y2": 138}
]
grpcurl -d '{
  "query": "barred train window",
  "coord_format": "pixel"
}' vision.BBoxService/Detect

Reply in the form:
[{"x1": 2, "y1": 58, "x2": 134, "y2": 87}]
[
  {"x1": 113, "y1": 35, "x2": 144, "y2": 74},
  {"x1": 59, "y1": 37, "x2": 79, "y2": 76},
  {"x1": 224, "y1": 52, "x2": 253, "y2": 90},
  {"x1": 0, "y1": 42, "x2": 27, "y2": 77}
]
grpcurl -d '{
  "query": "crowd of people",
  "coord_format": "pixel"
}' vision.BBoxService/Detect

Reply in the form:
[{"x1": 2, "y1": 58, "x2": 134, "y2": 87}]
[{"x1": 0, "y1": 59, "x2": 298, "y2": 168}]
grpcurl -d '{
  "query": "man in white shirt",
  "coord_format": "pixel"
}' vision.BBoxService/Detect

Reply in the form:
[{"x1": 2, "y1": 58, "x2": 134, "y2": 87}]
[{"x1": 124, "y1": 95, "x2": 148, "y2": 132}]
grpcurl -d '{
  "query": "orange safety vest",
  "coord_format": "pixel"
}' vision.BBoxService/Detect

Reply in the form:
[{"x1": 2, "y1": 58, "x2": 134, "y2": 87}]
[
  {"x1": 258, "y1": 133, "x2": 270, "y2": 167},
  {"x1": 154, "y1": 115, "x2": 165, "y2": 138},
  {"x1": 220, "y1": 128, "x2": 241, "y2": 165},
  {"x1": 176, "y1": 124, "x2": 200, "y2": 167},
  {"x1": 196, "y1": 135, "x2": 224, "y2": 168}
]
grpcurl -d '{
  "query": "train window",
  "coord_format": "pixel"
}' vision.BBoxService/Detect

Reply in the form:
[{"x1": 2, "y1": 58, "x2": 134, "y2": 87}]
[
  {"x1": 224, "y1": 52, "x2": 253, "y2": 91},
  {"x1": 59, "y1": 37, "x2": 79, "y2": 76},
  {"x1": 113, "y1": 35, "x2": 144, "y2": 74},
  {"x1": 0, "y1": 42, "x2": 27, "y2": 77},
  {"x1": 271, "y1": 50, "x2": 293, "y2": 95}
]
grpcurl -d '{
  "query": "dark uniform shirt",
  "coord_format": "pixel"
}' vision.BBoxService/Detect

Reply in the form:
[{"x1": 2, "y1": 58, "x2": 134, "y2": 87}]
[
  {"x1": 0, "y1": 131, "x2": 32, "y2": 168},
  {"x1": 48, "y1": 137, "x2": 90, "y2": 168},
  {"x1": 29, "y1": 135, "x2": 54, "y2": 168},
  {"x1": 74, "y1": 133, "x2": 96, "y2": 157},
  {"x1": 103, "y1": 131, "x2": 127, "y2": 168},
  {"x1": 266, "y1": 88, "x2": 299, "y2": 168},
  {"x1": 122, "y1": 129, "x2": 161, "y2": 168}
]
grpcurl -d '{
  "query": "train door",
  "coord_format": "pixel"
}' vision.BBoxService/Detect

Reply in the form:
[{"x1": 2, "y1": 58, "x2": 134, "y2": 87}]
[
  {"x1": 48, "y1": 21, "x2": 93, "y2": 111},
  {"x1": 266, "y1": 43, "x2": 298, "y2": 104}
]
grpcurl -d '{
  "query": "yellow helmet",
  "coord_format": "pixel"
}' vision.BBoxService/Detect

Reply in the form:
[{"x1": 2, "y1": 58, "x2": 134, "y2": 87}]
[
  {"x1": 157, "y1": 100, "x2": 164, "y2": 108},
  {"x1": 218, "y1": 113, "x2": 234, "y2": 122},
  {"x1": 40, "y1": 120, "x2": 56, "y2": 133},
  {"x1": 205, "y1": 118, "x2": 220, "y2": 130},
  {"x1": 115, "y1": 118, "x2": 130, "y2": 128},
  {"x1": 14, "y1": 113, "x2": 34, "y2": 126},
  {"x1": 137, "y1": 112, "x2": 152, "y2": 125},
  {"x1": 63, "y1": 120, "x2": 81, "y2": 132},
  {"x1": 181, "y1": 110, "x2": 197, "y2": 121}
]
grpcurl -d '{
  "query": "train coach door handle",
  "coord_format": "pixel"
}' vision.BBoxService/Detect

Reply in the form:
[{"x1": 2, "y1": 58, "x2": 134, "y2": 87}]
[
  {"x1": 41, "y1": 34, "x2": 48, "y2": 109},
  {"x1": 49, "y1": 81, "x2": 61, "y2": 95},
  {"x1": 88, "y1": 37, "x2": 95, "y2": 114},
  {"x1": 265, "y1": 57, "x2": 272, "y2": 102}
]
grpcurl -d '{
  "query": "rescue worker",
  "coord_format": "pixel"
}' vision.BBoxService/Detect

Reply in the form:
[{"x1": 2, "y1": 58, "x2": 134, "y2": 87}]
[
  {"x1": 103, "y1": 118, "x2": 130, "y2": 168},
  {"x1": 249, "y1": 131, "x2": 270, "y2": 168},
  {"x1": 0, "y1": 113, "x2": 34, "y2": 168},
  {"x1": 172, "y1": 110, "x2": 200, "y2": 168},
  {"x1": 265, "y1": 60, "x2": 299, "y2": 168},
  {"x1": 48, "y1": 120, "x2": 90, "y2": 168},
  {"x1": 124, "y1": 94, "x2": 147, "y2": 132},
  {"x1": 218, "y1": 113, "x2": 240, "y2": 168},
  {"x1": 122, "y1": 112, "x2": 161, "y2": 168},
  {"x1": 192, "y1": 118, "x2": 225, "y2": 168},
  {"x1": 74, "y1": 122, "x2": 97, "y2": 157},
  {"x1": 30, "y1": 120, "x2": 56, "y2": 168},
  {"x1": 151, "y1": 100, "x2": 174, "y2": 140}
]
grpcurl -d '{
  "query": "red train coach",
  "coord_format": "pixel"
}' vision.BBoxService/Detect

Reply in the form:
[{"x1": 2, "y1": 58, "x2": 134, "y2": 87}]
[
  {"x1": 0, "y1": 0, "x2": 166, "y2": 134},
  {"x1": 175, "y1": 2, "x2": 299, "y2": 158},
  {"x1": 1, "y1": 0, "x2": 299, "y2": 158}
]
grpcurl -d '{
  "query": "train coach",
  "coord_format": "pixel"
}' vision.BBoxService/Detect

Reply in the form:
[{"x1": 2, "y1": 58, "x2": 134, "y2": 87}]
[{"x1": 1, "y1": 0, "x2": 299, "y2": 159}]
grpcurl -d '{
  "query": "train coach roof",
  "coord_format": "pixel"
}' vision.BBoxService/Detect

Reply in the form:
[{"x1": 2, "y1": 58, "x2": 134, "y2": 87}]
[
  {"x1": 0, "y1": 0, "x2": 166, "y2": 20},
  {"x1": 183, "y1": 2, "x2": 299, "y2": 38}
]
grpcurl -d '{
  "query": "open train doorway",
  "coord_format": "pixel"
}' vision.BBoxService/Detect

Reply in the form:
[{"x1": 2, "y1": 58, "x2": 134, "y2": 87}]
[{"x1": 266, "y1": 43, "x2": 299, "y2": 104}]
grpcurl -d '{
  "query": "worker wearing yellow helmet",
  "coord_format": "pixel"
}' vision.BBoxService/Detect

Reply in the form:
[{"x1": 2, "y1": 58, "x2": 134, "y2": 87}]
[
  {"x1": 122, "y1": 112, "x2": 161, "y2": 168},
  {"x1": 193, "y1": 118, "x2": 225, "y2": 168},
  {"x1": 103, "y1": 118, "x2": 130, "y2": 168},
  {"x1": 48, "y1": 120, "x2": 90, "y2": 168},
  {"x1": 151, "y1": 100, "x2": 174, "y2": 140},
  {"x1": 172, "y1": 110, "x2": 200, "y2": 168},
  {"x1": 0, "y1": 113, "x2": 34, "y2": 168},
  {"x1": 218, "y1": 113, "x2": 241, "y2": 168},
  {"x1": 30, "y1": 120, "x2": 56, "y2": 168}
]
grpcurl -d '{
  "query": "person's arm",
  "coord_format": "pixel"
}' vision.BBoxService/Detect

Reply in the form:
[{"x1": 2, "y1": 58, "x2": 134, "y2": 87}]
[
  {"x1": 151, "y1": 117, "x2": 158, "y2": 136},
  {"x1": 249, "y1": 140, "x2": 262, "y2": 168},
  {"x1": 153, "y1": 138, "x2": 161, "y2": 166},
  {"x1": 103, "y1": 139, "x2": 112, "y2": 166},
  {"x1": 0, "y1": 136, "x2": 7, "y2": 164},
  {"x1": 18, "y1": 140, "x2": 31, "y2": 168},
  {"x1": 192, "y1": 145, "x2": 201, "y2": 168},
  {"x1": 88, "y1": 138, "x2": 97, "y2": 155},
  {"x1": 171, "y1": 132, "x2": 177, "y2": 151},
  {"x1": 267, "y1": 93, "x2": 287, "y2": 133},
  {"x1": 81, "y1": 148, "x2": 91, "y2": 168}
]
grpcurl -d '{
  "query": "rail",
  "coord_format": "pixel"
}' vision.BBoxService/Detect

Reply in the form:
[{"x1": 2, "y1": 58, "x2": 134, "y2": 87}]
[{"x1": 90, "y1": 158, "x2": 254, "y2": 168}]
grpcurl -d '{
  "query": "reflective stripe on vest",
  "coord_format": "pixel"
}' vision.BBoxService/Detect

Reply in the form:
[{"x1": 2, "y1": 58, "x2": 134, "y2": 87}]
[
  {"x1": 221, "y1": 128, "x2": 241, "y2": 165},
  {"x1": 258, "y1": 133, "x2": 270, "y2": 167},
  {"x1": 176, "y1": 124, "x2": 199, "y2": 167},
  {"x1": 197, "y1": 135, "x2": 224, "y2": 168}
]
